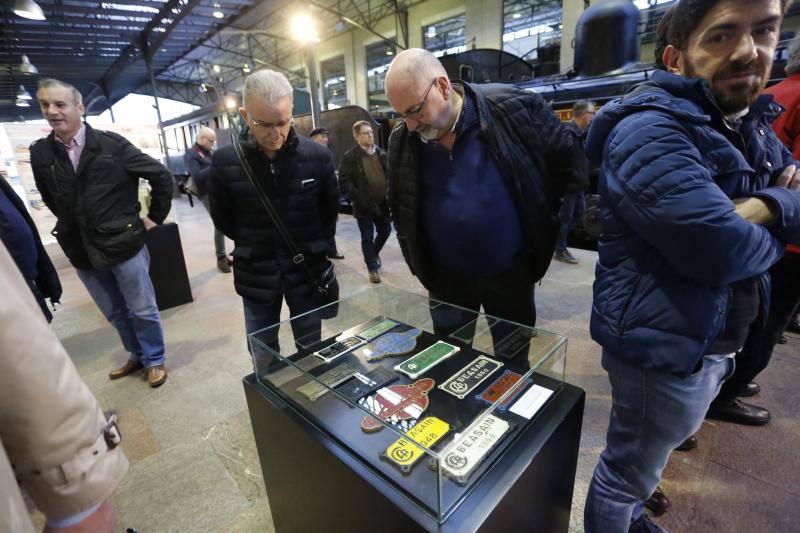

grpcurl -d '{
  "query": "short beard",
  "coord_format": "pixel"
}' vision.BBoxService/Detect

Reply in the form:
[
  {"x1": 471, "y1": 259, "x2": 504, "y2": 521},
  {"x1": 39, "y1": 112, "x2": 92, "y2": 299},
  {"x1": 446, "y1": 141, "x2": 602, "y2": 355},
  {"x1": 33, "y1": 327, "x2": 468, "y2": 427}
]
[{"x1": 684, "y1": 57, "x2": 765, "y2": 114}]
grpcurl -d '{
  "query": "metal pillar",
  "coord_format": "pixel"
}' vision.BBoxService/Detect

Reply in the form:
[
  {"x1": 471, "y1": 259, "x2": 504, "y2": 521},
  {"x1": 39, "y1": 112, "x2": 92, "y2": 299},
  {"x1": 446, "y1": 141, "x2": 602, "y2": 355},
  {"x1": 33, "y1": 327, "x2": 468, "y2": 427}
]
[
  {"x1": 304, "y1": 46, "x2": 321, "y2": 128},
  {"x1": 145, "y1": 56, "x2": 171, "y2": 170}
]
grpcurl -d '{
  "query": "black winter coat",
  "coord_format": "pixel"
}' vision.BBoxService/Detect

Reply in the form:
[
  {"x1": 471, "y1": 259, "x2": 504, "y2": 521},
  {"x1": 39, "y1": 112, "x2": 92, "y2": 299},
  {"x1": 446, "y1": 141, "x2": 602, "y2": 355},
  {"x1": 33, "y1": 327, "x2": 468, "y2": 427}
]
[
  {"x1": 562, "y1": 121, "x2": 590, "y2": 193},
  {"x1": 184, "y1": 144, "x2": 212, "y2": 196},
  {"x1": 0, "y1": 176, "x2": 61, "y2": 321},
  {"x1": 30, "y1": 124, "x2": 172, "y2": 270},
  {"x1": 387, "y1": 82, "x2": 588, "y2": 292},
  {"x1": 338, "y1": 144, "x2": 388, "y2": 217},
  {"x1": 208, "y1": 127, "x2": 339, "y2": 304}
]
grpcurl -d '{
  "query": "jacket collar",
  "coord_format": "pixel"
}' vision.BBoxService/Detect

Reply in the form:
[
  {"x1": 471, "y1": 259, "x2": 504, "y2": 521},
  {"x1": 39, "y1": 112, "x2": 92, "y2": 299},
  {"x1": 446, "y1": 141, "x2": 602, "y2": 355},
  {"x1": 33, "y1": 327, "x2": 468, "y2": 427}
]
[
  {"x1": 585, "y1": 70, "x2": 782, "y2": 165},
  {"x1": 240, "y1": 124, "x2": 299, "y2": 162}
]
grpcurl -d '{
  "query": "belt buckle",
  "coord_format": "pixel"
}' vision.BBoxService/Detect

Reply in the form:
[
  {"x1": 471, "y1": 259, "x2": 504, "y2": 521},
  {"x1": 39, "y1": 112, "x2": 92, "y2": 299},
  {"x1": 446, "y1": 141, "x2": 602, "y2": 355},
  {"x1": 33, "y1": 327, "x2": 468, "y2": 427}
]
[
  {"x1": 292, "y1": 253, "x2": 305, "y2": 264},
  {"x1": 104, "y1": 417, "x2": 122, "y2": 450}
]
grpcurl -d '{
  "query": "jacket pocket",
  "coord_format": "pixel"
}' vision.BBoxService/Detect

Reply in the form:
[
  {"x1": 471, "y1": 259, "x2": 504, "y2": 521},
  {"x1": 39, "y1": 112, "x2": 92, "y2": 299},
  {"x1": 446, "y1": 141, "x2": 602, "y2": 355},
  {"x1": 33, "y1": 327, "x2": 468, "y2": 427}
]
[
  {"x1": 614, "y1": 273, "x2": 643, "y2": 334},
  {"x1": 92, "y1": 213, "x2": 144, "y2": 259}
]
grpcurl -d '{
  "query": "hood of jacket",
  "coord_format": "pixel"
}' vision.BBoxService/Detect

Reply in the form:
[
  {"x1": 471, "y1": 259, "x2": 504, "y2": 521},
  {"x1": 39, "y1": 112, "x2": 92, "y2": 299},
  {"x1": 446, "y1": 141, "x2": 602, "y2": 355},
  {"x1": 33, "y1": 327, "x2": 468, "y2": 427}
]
[{"x1": 585, "y1": 70, "x2": 783, "y2": 167}]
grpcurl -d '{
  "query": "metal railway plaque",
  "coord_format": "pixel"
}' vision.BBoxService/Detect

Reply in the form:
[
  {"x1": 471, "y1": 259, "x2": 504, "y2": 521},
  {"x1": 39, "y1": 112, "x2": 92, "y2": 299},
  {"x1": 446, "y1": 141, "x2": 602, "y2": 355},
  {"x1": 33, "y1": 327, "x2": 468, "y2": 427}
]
[
  {"x1": 296, "y1": 363, "x2": 358, "y2": 401},
  {"x1": 381, "y1": 416, "x2": 450, "y2": 474},
  {"x1": 363, "y1": 328, "x2": 422, "y2": 362},
  {"x1": 438, "y1": 355, "x2": 503, "y2": 400},
  {"x1": 394, "y1": 341, "x2": 460, "y2": 379},
  {"x1": 439, "y1": 413, "x2": 511, "y2": 486}
]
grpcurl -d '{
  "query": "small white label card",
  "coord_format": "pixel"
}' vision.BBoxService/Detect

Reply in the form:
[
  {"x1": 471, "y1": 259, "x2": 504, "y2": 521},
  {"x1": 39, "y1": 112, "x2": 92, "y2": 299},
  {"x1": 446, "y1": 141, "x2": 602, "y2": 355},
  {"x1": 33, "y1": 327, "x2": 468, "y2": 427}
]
[{"x1": 508, "y1": 384, "x2": 553, "y2": 419}]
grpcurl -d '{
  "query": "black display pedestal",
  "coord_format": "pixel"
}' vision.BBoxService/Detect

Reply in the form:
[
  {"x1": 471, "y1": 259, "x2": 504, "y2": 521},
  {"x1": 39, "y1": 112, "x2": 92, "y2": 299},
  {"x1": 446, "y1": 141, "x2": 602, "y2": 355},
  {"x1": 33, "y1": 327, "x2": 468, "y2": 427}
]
[
  {"x1": 243, "y1": 374, "x2": 585, "y2": 533},
  {"x1": 145, "y1": 222, "x2": 193, "y2": 311}
]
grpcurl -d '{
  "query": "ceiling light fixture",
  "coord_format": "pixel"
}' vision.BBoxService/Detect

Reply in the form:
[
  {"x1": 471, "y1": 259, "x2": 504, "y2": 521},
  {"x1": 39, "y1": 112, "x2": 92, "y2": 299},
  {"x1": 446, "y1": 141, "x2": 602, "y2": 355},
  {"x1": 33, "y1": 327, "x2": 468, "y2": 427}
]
[
  {"x1": 13, "y1": 0, "x2": 46, "y2": 20},
  {"x1": 212, "y1": 2, "x2": 223, "y2": 18},
  {"x1": 19, "y1": 55, "x2": 38, "y2": 74},
  {"x1": 17, "y1": 85, "x2": 32, "y2": 100},
  {"x1": 213, "y1": 64, "x2": 221, "y2": 73},
  {"x1": 16, "y1": 98, "x2": 30, "y2": 107}
]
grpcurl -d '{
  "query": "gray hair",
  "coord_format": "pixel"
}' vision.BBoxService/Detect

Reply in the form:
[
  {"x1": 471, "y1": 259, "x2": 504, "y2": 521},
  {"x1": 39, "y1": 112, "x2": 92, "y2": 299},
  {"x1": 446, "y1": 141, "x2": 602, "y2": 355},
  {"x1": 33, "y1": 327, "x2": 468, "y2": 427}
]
[
  {"x1": 37, "y1": 78, "x2": 83, "y2": 106},
  {"x1": 572, "y1": 100, "x2": 595, "y2": 117},
  {"x1": 243, "y1": 69, "x2": 293, "y2": 107},
  {"x1": 197, "y1": 126, "x2": 216, "y2": 141},
  {"x1": 787, "y1": 35, "x2": 800, "y2": 76}
]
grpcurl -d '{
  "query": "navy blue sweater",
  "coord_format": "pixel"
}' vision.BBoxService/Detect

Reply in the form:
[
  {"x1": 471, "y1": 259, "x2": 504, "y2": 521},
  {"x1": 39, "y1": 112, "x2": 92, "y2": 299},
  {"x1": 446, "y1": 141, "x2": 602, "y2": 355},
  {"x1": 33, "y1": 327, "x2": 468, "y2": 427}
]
[{"x1": 419, "y1": 92, "x2": 524, "y2": 276}]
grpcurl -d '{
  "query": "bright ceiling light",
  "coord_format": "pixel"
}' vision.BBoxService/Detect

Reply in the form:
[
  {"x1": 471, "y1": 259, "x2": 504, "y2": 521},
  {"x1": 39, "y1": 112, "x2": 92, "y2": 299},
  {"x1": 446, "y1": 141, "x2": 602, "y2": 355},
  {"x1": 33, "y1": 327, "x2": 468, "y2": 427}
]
[
  {"x1": 224, "y1": 97, "x2": 237, "y2": 110},
  {"x1": 16, "y1": 98, "x2": 30, "y2": 107},
  {"x1": 242, "y1": 63, "x2": 251, "y2": 74},
  {"x1": 512, "y1": 12, "x2": 522, "y2": 19},
  {"x1": 212, "y1": 2, "x2": 223, "y2": 19},
  {"x1": 213, "y1": 64, "x2": 221, "y2": 73},
  {"x1": 290, "y1": 13, "x2": 319, "y2": 44},
  {"x1": 17, "y1": 85, "x2": 32, "y2": 100},
  {"x1": 19, "y1": 55, "x2": 38, "y2": 75},
  {"x1": 13, "y1": 0, "x2": 45, "y2": 20}
]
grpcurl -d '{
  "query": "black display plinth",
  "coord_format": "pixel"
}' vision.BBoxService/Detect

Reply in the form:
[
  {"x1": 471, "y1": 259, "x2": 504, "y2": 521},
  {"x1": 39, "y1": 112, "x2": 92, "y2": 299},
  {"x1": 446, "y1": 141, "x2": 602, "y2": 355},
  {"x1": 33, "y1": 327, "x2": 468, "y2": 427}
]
[
  {"x1": 145, "y1": 222, "x2": 193, "y2": 311},
  {"x1": 243, "y1": 374, "x2": 584, "y2": 533}
]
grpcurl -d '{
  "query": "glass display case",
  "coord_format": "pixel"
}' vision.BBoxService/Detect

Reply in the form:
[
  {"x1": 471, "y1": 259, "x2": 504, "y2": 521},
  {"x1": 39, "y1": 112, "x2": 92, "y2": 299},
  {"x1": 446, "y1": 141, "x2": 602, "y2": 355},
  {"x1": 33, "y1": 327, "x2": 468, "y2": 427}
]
[{"x1": 249, "y1": 285, "x2": 567, "y2": 524}]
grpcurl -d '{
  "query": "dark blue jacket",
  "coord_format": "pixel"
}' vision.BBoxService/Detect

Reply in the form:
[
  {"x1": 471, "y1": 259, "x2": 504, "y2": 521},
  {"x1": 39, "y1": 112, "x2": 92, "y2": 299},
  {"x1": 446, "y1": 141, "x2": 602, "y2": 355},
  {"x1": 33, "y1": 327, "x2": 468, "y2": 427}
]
[
  {"x1": 586, "y1": 70, "x2": 800, "y2": 376},
  {"x1": 184, "y1": 144, "x2": 212, "y2": 196}
]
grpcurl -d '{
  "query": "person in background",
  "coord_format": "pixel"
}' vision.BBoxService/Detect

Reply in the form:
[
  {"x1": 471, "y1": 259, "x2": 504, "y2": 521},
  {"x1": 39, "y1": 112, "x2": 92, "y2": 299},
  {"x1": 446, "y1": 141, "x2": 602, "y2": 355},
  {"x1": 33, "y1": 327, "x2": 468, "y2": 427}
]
[
  {"x1": 0, "y1": 242, "x2": 128, "y2": 533},
  {"x1": 554, "y1": 100, "x2": 594, "y2": 265},
  {"x1": 0, "y1": 175, "x2": 61, "y2": 322},
  {"x1": 309, "y1": 126, "x2": 345, "y2": 260},
  {"x1": 338, "y1": 120, "x2": 391, "y2": 283},
  {"x1": 184, "y1": 126, "x2": 232, "y2": 273},
  {"x1": 583, "y1": 0, "x2": 799, "y2": 530},
  {"x1": 309, "y1": 127, "x2": 329, "y2": 146},
  {"x1": 30, "y1": 78, "x2": 171, "y2": 388}
]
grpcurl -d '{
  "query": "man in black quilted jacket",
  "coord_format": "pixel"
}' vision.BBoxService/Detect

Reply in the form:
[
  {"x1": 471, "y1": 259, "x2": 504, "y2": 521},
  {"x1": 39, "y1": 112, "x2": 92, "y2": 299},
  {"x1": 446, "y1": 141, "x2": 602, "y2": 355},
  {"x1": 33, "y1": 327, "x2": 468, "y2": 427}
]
[
  {"x1": 208, "y1": 70, "x2": 339, "y2": 355},
  {"x1": 384, "y1": 48, "x2": 587, "y2": 355}
]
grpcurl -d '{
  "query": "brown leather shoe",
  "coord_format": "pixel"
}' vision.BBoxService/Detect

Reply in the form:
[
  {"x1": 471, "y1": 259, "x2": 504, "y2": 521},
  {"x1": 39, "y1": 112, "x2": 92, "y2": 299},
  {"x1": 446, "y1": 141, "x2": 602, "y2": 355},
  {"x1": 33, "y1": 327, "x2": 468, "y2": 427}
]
[
  {"x1": 109, "y1": 360, "x2": 144, "y2": 380},
  {"x1": 147, "y1": 365, "x2": 168, "y2": 387}
]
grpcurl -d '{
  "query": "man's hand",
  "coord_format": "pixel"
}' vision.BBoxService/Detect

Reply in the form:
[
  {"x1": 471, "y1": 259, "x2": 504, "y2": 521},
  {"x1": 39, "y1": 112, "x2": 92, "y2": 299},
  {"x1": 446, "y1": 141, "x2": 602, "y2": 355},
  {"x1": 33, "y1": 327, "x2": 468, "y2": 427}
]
[
  {"x1": 776, "y1": 164, "x2": 800, "y2": 190},
  {"x1": 142, "y1": 217, "x2": 157, "y2": 231},
  {"x1": 734, "y1": 197, "x2": 777, "y2": 225}
]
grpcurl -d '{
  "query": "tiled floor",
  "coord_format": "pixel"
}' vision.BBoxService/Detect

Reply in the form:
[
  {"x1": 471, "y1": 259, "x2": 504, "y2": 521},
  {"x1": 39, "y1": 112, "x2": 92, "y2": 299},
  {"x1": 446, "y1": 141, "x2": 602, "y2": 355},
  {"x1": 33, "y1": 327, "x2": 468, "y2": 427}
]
[{"x1": 43, "y1": 197, "x2": 799, "y2": 532}]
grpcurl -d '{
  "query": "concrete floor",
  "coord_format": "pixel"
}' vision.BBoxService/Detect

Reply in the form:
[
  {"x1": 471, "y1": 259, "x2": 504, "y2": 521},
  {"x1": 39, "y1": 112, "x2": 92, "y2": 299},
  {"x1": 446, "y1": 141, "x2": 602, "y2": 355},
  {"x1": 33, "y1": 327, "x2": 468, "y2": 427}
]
[{"x1": 41, "y1": 197, "x2": 800, "y2": 532}]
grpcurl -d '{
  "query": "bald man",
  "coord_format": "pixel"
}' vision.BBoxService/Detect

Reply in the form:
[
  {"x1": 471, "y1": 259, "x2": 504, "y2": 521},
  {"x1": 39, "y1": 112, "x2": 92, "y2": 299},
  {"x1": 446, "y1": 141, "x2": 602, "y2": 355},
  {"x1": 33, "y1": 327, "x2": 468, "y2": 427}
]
[
  {"x1": 184, "y1": 127, "x2": 230, "y2": 273},
  {"x1": 385, "y1": 49, "x2": 587, "y2": 354}
]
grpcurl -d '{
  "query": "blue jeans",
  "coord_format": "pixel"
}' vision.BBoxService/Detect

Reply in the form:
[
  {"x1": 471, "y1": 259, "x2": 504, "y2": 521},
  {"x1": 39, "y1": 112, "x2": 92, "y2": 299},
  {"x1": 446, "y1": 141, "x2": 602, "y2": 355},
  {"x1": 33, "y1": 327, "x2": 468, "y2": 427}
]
[
  {"x1": 556, "y1": 192, "x2": 586, "y2": 252},
  {"x1": 76, "y1": 246, "x2": 166, "y2": 368},
  {"x1": 584, "y1": 351, "x2": 734, "y2": 532},
  {"x1": 356, "y1": 203, "x2": 392, "y2": 271}
]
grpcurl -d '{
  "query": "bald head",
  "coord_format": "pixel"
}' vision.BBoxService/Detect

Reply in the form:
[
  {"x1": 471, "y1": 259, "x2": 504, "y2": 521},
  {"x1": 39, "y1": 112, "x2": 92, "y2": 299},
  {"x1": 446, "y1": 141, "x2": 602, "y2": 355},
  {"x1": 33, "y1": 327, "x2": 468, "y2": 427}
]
[{"x1": 385, "y1": 48, "x2": 448, "y2": 98}]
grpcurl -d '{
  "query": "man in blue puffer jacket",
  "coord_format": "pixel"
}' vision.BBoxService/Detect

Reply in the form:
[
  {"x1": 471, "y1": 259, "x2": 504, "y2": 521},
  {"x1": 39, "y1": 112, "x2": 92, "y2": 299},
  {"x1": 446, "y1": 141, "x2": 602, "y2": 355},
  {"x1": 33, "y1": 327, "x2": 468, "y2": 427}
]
[{"x1": 583, "y1": 0, "x2": 800, "y2": 531}]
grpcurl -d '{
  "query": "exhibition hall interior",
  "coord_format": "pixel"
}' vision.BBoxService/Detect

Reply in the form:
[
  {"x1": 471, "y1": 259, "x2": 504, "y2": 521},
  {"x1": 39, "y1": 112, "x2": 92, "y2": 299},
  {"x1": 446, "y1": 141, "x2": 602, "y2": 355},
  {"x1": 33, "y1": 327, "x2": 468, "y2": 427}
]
[{"x1": 1, "y1": 0, "x2": 799, "y2": 531}]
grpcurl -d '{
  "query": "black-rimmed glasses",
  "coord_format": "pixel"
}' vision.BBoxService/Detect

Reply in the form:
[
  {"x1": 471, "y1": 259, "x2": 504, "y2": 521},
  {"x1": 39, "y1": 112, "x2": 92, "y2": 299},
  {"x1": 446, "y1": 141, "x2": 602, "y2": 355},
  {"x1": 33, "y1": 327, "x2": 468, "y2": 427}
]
[
  {"x1": 397, "y1": 78, "x2": 437, "y2": 120},
  {"x1": 249, "y1": 117, "x2": 294, "y2": 132}
]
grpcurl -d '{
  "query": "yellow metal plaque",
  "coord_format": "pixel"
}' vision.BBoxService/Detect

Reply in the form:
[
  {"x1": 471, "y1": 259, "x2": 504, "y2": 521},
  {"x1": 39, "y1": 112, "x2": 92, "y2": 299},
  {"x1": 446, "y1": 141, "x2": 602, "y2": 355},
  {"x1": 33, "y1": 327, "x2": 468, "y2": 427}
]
[{"x1": 383, "y1": 416, "x2": 450, "y2": 473}]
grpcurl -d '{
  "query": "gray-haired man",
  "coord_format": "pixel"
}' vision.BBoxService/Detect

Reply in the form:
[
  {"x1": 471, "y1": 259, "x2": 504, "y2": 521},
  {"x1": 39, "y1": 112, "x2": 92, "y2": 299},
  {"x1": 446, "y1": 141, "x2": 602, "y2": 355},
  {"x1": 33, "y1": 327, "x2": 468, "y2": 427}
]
[{"x1": 208, "y1": 69, "x2": 339, "y2": 353}]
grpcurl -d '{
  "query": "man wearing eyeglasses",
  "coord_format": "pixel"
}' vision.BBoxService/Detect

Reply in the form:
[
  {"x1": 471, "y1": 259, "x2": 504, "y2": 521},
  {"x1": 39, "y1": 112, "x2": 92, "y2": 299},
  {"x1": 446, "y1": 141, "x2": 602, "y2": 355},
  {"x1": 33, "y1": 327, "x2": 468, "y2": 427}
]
[
  {"x1": 384, "y1": 48, "x2": 587, "y2": 351},
  {"x1": 208, "y1": 69, "x2": 339, "y2": 353},
  {"x1": 338, "y1": 120, "x2": 391, "y2": 283}
]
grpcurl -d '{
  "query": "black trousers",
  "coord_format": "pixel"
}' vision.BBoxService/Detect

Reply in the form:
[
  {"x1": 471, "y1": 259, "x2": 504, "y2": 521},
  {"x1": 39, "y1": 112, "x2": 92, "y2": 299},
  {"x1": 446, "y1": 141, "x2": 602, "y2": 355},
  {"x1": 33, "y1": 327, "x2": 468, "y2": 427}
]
[
  {"x1": 429, "y1": 260, "x2": 536, "y2": 359},
  {"x1": 717, "y1": 251, "x2": 800, "y2": 402}
]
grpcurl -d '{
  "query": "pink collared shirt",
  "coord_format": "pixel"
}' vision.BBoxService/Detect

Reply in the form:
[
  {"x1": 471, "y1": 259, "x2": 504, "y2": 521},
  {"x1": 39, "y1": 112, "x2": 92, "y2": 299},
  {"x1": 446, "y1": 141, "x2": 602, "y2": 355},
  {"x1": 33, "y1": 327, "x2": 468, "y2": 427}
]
[{"x1": 56, "y1": 124, "x2": 86, "y2": 172}]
